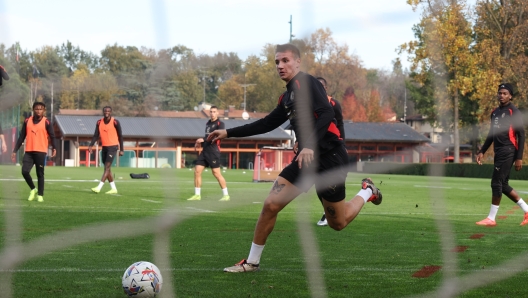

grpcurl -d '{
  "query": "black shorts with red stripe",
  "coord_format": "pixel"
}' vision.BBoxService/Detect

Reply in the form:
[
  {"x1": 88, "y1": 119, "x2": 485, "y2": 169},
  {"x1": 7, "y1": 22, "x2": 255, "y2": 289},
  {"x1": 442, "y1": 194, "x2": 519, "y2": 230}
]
[{"x1": 279, "y1": 144, "x2": 348, "y2": 202}]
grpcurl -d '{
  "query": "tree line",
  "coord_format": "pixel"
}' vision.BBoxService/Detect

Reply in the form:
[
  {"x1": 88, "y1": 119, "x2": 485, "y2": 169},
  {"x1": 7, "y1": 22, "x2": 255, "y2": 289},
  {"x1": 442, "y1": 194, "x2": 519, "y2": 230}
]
[
  {"x1": 0, "y1": 28, "x2": 406, "y2": 123},
  {"x1": 401, "y1": 0, "x2": 528, "y2": 161},
  {"x1": 1, "y1": 0, "x2": 527, "y2": 162}
]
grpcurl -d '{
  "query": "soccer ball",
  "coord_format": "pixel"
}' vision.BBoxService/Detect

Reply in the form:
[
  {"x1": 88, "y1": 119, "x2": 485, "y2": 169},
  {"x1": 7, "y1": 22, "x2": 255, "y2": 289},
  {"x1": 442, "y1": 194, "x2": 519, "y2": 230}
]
[{"x1": 122, "y1": 261, "x2": 163, "y2": 297}]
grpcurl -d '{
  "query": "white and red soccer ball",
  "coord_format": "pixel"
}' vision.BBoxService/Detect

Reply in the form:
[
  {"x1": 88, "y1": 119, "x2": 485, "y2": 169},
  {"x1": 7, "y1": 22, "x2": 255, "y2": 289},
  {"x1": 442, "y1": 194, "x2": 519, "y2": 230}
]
[{"x1": 122, "y1": 261, "x2": 163, "y2": 297}]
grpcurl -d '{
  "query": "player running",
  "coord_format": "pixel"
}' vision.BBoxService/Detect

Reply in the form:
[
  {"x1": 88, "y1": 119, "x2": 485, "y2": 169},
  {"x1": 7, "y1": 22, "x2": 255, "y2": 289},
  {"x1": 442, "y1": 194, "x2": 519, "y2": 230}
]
[
  {"x1": 187, "y1": 106, "x2": 230, "y2": 201},
  {"x1": 207, "y1": 44, "x2": 382, "y2": 273},
  {"x1": 88, "y1": 106, "x2": 124, "y2": 194},
  {"x1": 11, "y1": 102, "x2": 56, "y2": 202},
  {"x1": 476, "y1": 83, "x2": 527, "y2": 226}
]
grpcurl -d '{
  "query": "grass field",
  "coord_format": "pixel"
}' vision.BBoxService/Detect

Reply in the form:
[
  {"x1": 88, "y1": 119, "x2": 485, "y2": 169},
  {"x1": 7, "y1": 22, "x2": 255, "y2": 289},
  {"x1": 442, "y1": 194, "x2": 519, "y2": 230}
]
[{"x1": 1, "y1": 165, "x2": 528, "y2": 297}]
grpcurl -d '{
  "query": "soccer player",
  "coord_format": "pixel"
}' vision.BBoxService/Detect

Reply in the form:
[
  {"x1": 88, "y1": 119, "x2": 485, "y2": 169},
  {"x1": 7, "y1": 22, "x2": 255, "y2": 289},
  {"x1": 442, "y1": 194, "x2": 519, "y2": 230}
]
[
  {"x1": 88, "y1": 106, "x2": 124, "y2": 194},
  {"x1": 476, "y1": 83, "x2": 527, "y2": 226},
  {"x1": 11, "y1": 102, "x2": 56, "y2": 202},
  {"x1": 0, "y1": 64, "x2": 9, "y2": 86},
  {"x1": 207, "y1": 44, "x2": 382, "y2": 273},
  {"x1": 187, "y1": 106, "x2": 230, "y2": 201}
]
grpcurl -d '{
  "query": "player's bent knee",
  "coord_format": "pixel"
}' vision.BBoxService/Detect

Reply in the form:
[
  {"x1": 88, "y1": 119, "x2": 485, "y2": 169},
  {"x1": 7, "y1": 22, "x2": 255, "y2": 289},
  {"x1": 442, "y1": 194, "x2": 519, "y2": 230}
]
[{"x1": 327, "y1": 221, "x2": 346, "y2": 231}]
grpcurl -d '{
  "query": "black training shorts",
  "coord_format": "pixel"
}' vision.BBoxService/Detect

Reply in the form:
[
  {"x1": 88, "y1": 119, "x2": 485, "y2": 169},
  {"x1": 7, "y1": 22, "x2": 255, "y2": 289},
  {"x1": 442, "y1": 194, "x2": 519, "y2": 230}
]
[
  {"x1": 195, "y1": 147, "x2": 221, "y2": 169},
  {"x1": 279, "y1": 144, "x2": 348, "y2": 202},
  {"x1": 101, "y1": 145, "x2": 119, "y2": 165}
]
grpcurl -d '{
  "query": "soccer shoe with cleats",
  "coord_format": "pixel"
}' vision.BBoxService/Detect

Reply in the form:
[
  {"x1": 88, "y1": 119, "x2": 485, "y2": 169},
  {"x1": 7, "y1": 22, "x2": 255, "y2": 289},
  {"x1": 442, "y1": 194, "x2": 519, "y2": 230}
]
[
  {"x1": 37, "y1": 195, "x2": 44, "y2": 202},
  {"x1": 219, "y1": 195, "x2": 230, "y2": 202},
  {"x1": 105, "y1": 189, "x2": 118, "y2": 194},
  {"x1": 187, "y1": 195, "x2": 201, "y2": 201},
  {"x1": 27, "y1": 189, "x2": 37, "y2": 201},
  {"x1": 223, "y1": 259, "x2": 260, "y2": 273},
  {"x1": 520, "y1": 213, "x2": 528, "y2": 226},
  {"x1": 317, "y1": 214, "x2": 328, "y2": 226},
  {"x1": 91, "y1": 187, "x2": 101, "y2": 194},
  {"x1": 362, "y1": 178, "x2": 382, "y2": 205},
  {"x1": 475, "y1": 218, "x2": 497, "y2": 227}
]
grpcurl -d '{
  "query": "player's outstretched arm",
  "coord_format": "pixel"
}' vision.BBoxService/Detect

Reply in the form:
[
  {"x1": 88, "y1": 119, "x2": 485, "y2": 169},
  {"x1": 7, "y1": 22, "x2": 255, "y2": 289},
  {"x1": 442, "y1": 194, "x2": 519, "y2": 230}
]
[{"x1": 207, "y1": 129, "x2": 227, "y2": 143}]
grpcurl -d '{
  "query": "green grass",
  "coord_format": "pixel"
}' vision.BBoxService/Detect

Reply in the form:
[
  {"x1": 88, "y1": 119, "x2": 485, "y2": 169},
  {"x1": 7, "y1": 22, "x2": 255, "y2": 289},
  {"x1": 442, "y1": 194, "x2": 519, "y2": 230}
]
[{"x1": 2, "y1": 165, "x2": 528, "y2": 297}]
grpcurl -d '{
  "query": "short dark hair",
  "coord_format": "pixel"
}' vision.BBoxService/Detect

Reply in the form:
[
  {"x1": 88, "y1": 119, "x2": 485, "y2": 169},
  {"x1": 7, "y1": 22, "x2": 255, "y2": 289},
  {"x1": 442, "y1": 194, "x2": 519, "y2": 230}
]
[
  {"x1": 210, "y1": 105, "x2": 218, "y2": 110},
  {"x1": 316, "y1": 77, "x2": 327, "y2": 87},
  {"x1": 275, "y1": 44, "x2": 301, "y2": 59},
  {"x1": 102, "y1": 106, "x2": 112, "y2": 112},
  {"x1": 33, "y1": 102, "x2": 45, "y2": 109}
]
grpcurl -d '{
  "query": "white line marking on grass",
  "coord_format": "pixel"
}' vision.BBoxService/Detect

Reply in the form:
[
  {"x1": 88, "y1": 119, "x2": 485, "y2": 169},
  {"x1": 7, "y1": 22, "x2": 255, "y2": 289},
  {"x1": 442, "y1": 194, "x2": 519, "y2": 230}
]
[
  {"x1": 142, "y1": 199, "x2": 162, "y2": 204},
  {"x1": 186, "y1": 207, "x2": 215, "y2": 213},
  {"x1": 62, "y1": 185, "x2": 73, "y2": 188},
  {"x1": 253, "y1": 202, "x2": 261, "y2": 204}
]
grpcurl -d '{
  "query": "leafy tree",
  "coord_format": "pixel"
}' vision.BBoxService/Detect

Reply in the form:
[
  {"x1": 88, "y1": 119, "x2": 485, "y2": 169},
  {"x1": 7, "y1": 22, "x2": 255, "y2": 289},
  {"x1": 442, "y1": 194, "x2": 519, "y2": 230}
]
[{"x1": 341, "y1": 87, "x2": 367, "y2": 122}]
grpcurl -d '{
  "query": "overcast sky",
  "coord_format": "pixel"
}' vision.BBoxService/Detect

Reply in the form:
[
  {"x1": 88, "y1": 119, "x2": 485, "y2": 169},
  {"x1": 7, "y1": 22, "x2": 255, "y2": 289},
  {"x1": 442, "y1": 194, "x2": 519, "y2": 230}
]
[{"x1": 1, "y1": 0, "x2": 427, "y2": 70}]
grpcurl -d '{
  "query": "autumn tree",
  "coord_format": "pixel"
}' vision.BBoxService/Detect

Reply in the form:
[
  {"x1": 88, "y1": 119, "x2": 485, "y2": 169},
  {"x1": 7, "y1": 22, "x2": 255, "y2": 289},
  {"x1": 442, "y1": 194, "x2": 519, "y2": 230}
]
[
  {"x1": 341, "y1": 87, "x2": 367, "y2": 122},
  {"x1": 402, "y1": 0, "x2": 476, "y2": 162}
]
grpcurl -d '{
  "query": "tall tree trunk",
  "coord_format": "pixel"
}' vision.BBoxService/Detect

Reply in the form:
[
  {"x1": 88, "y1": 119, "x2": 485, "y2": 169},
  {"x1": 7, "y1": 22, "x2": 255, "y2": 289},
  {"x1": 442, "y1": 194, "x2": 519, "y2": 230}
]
[{"x1": 454, "y1": 89, "x2": 460, "y2": 163}]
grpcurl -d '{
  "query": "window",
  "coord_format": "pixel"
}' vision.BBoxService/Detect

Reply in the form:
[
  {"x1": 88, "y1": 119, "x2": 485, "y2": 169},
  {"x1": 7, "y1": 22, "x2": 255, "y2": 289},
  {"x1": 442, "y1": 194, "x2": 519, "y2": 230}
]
[
  {"x1": 361, "y1": 145, "x2": 375, "y2": 151},
  {"x1": 239, "y1": 143, "x2": 256, "y2": 149},
  {"x1": 346, "y1": 145, "x2": 359, "y2": 150},
  {"x1": 378, "y1": 145, "x2": 393, "y2": 151}
]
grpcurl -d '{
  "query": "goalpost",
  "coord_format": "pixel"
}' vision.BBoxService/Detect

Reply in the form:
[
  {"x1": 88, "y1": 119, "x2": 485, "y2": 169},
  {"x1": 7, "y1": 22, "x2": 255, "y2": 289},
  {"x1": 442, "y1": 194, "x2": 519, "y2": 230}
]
[{"x1": 252, "y1": 146, "x2": 295, "y2": 182}]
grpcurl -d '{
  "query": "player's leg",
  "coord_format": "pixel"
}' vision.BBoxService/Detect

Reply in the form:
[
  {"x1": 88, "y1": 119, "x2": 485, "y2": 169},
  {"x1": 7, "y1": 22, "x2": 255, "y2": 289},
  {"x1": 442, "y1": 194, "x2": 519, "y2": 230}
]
[
  {"x1": 21, "y1": 152, "x2": 37, "y2": 201},
  {"x1": 188, "y1": 160, "x2": 205, "y2": 200},
  {"x1": 92, "y1": 147, "x2": 109, "y2": 193},
  {"x1": 500, "y1": 164, "x2": 528, "y2": 225},
  {"x1": 476, "y1": 155, "x2": 512, "y2": 226},
  {"x1": 104, "y1": 147, "x2": 118, "y2": 194},
  {"x1": 224, "y1": 166, "x2": 303, "y2": 273},
  {"x1": 34, "y1": 152, "x2": 46, "y2": 201}
]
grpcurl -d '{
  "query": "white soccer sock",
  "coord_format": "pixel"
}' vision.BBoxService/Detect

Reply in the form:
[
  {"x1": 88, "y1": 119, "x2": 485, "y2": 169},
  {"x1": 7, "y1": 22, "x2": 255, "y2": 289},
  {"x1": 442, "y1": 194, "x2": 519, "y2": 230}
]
[
  {"x1": 247, "y1": 242, "x2": 265, "y2": 265},
  {"x1": 110, "y1": 182, "x2": 116, "y2": 190},
  {"x1": 195, "y1": 188, "x2": 201, "y2": 196},
  {"x1": 97, "y1": 182, "x2": 104, "y2": 189},
  {"x1": 222, "y1": 188, "x2": 228, "y2": 196},
  {"x1": 488, "y1": 204, "x2": 500, "y2": 221},
  {"x1": 517, "y1": 199, "x2": 528, "y2": 213},
  {"x1": 356, "y1": 188, "x2": 373, "y2": 203}
]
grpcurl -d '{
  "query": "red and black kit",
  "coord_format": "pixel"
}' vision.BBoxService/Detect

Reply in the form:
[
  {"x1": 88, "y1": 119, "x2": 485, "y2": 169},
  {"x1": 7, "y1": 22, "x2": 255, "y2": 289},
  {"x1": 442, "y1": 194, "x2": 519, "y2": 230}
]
[
  {"x1": 226, "y1": 72, "x2": 347, "y2": 202},
  {"x1": 196, "y1": 119, "x2": 225, "y2": 169},
  {"x1": 479, "y1": 102, "x2": 525, "y2": 197}
]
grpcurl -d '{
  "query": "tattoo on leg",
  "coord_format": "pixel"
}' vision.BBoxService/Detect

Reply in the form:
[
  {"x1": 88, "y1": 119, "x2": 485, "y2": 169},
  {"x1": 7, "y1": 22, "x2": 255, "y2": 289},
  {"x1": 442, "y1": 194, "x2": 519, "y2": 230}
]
[
  {"x1": 326, "y1": 206, "x2": 336, "y2": 217},
  {"x1": 271, "y1": 181, "x2": 285, "y2": 195}
]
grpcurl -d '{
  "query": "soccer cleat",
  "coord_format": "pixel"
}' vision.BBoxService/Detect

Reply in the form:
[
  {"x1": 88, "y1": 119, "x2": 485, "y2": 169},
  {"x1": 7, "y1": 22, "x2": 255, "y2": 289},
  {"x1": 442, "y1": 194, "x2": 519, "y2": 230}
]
[
  {"x1": 520, "y1": 213, "x2": 528, "y2": 226},
  {"x1": 27, "y1": 189, "x2": 37, "y2": 201},
  {"x1": 187, "y1": 195, "x2": 201, "y2": 201},
  {"x1": 37, "y1": 195, "x2": 44, "y2": 202},
  {"x1": 317, "y1": 214, "x2": 328, "y2": 226},
  {"x1": 219, "y1": 195, "x2": 230, "y2": 202},
  {"x1": 105, "y1": 189, "x2": 118, "y2": 194},
  {"x1": 91, "y1": 187, "x2": 101, "y2": 194},
  {"x1": 362, "y1": 178, "x2": 382, "y2": 205},
  {"x1": 475, "y1": 218, "x2": 497, "y2": 227},
  {"x1": 223, "y1": 259, "x2": 260, "y2": 273}
]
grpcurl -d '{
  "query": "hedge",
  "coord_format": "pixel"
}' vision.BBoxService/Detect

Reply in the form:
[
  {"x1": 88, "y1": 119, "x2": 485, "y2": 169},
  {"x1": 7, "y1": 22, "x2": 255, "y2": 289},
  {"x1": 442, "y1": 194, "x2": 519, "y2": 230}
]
[{"x1": 360, "y1": 162, "x2": 528, "y2": 180}]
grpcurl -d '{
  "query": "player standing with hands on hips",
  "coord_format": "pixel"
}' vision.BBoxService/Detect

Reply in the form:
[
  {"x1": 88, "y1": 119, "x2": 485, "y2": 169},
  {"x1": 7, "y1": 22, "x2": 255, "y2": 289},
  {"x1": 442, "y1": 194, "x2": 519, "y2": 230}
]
[
  {"x1": 88, "y1": 106, "x2": 124, "y2": 194},
  {"x1": 476, "y1": 83, "x2": 528, "y2": 226},
  {"x1": 207, "y1": 44, "x2": 382, "y2": 273},
  {"x1": 11, "y1": 102, "x2": 56, "y2": 202}
]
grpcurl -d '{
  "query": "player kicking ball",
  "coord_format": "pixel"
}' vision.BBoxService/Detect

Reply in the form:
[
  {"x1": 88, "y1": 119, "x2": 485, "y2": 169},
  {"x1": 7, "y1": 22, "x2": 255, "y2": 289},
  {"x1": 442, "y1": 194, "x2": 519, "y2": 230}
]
[{"x1": 207, "y1": 44, "x2": 382, "y2": 273}]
